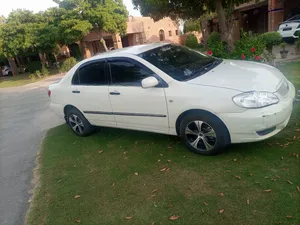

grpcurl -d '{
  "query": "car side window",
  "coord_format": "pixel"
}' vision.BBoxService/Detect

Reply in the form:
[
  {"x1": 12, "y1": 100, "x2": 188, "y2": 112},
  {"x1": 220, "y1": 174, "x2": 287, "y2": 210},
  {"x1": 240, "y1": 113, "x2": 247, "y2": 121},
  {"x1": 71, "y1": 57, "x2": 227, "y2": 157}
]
[
  {"x1": 108, "y1": 60, "x2": 152, "y2": 86},
  {"x1": 72, "y1": 61, "x2": 107, "y2": 86}
]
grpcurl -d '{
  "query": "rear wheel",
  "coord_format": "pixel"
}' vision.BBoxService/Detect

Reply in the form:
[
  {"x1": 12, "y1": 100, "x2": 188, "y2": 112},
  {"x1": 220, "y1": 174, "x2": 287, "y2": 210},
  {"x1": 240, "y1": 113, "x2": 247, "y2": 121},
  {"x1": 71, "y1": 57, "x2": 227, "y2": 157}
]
[
  {"x1": 180, "y1": 112, "x2": 230, "y2": 155},
  {"x1": 66, "y1": 108, "x2": 95, "y2": 136}
]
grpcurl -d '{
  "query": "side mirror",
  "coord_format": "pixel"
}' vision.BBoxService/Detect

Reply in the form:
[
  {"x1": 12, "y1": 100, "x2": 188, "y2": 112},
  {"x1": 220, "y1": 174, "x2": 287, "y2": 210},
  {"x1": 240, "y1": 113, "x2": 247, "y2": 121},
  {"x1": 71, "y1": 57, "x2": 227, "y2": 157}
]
[{"x1": 141, "y1": 76, "x2": 159, "y2": 88}]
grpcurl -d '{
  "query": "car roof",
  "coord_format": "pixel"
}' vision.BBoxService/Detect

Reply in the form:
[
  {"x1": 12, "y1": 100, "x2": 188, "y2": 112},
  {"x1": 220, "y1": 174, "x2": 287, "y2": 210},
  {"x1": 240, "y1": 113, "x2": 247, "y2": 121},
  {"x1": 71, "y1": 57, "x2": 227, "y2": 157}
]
[{"x1": 90, "y1": 42, "x2": 170, "y2": 60}]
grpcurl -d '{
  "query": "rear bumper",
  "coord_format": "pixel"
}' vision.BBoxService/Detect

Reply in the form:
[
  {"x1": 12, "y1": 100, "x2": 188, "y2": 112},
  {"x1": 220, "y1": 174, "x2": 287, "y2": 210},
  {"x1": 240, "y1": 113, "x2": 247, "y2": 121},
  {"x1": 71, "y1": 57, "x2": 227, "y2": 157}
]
[
  {"x1": 219, "y1": 83, "x2": 296, "y2": 143},
  {"x1": 50, "y1": 102, "x2": 65, "y2": 119}
]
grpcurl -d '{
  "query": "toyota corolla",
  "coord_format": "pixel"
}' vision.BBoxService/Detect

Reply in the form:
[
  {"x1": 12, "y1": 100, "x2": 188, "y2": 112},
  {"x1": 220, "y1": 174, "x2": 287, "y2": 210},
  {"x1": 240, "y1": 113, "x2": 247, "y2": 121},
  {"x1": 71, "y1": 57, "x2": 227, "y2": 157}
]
[{"x1": 49, "y1": 43, "x2": 296, "y2": 155}]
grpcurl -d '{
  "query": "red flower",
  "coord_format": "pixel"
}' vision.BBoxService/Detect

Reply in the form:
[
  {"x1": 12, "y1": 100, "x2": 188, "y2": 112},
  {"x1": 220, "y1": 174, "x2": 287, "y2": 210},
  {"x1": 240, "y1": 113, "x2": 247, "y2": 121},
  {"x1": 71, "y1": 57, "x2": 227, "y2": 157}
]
[
  {"x1": 251, "y1": 47, "x2": 256, "y2": 53},
  {"x1": 207, "y1": 50, "x2": 213, "y2": 55},
  {"x1": 255, "y1": 55, "x2": 261, "y2": 61},
  {"x1": 241, "y1": 54, "x2": 246, "y2": 59}
]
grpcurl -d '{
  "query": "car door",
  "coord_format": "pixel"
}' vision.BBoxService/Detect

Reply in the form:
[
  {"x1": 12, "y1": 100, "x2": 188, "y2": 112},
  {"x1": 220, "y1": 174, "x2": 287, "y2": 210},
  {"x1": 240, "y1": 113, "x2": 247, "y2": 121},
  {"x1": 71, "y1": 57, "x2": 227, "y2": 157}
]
[
  {"x1": 107, "y1": 58, "x2": 169, "y2": 133},
  {"x1": 70, "y1": 60, "x2": 116, "y2": 127}
]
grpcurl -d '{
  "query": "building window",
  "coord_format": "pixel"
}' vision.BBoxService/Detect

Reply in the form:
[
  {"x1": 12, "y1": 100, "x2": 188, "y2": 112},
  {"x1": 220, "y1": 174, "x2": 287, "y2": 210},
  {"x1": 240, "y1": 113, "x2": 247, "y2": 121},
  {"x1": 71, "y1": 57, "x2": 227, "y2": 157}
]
[
  {"x1": 169, "y1": 30, "x2": 172, "y2": 36},
  {"x1": 159, "y1": 29, "x2": 165, "y2": 41},
  {"x1": 175, "y1": 30, "x2": 179, "y2": 35}
]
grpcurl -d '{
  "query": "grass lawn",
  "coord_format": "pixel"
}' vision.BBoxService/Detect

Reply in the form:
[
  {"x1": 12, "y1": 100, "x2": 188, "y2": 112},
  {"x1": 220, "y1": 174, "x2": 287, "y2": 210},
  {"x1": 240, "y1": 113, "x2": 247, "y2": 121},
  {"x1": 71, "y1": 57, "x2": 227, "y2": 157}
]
[
  {"x1": 0, "y1": 69, "x2": 59, "y2": 88},
  {"x1": 27, "y1": 62, "x2": 300, "y2": 225}
]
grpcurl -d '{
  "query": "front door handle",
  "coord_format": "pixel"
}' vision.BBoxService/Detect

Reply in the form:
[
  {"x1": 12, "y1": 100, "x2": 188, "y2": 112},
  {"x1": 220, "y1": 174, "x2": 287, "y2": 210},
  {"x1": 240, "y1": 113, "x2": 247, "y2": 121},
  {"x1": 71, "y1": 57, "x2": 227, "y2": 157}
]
[
  {"x1": 110, "y1": 91, "x2": 120, "y2": 95},
  {"x1": 72, "y1": 90, "x2": 80, "y2": 94}
]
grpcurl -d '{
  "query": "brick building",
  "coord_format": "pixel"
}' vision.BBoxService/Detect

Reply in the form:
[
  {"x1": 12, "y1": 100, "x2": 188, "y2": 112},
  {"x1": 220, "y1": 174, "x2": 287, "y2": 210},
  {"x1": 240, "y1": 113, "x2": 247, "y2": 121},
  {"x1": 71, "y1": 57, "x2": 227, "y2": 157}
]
[
  {"x1": 206, "y1": 0, "x2": 300, "y2": 40},
  {"x1": 81, "y1": 17, "x2": 181, "y2": 58}
]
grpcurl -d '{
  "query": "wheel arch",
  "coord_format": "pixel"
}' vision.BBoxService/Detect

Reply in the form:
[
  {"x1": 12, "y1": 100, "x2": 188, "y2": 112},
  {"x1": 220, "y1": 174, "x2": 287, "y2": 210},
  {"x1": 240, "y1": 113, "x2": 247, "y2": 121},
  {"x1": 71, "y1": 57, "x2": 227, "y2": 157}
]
[
  {"x1": 63, "y1": 105, "x2": 85, "y2": 121},
  {"x1": 175, "y1": 109, "x2": 231, "y2": 141}
]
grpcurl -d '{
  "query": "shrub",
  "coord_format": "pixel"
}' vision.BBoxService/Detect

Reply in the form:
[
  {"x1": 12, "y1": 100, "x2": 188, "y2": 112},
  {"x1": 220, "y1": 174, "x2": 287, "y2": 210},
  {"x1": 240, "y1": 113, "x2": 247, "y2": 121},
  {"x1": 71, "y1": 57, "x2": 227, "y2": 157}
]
[
  {"x1": 35, "y1": 70, "x2": 42, "y2": 79},
  {"x1": 29, "y1": 74, "x2": 36, "y2": 81},
  {"x1": 296, "y1": 38, "x2": 300, "y2": 49},
  {"x1": 27, "y1": 61, "x2": 42, "y2": 73},
  {"x1": 185, "y1": 34, "x2": 199, "y2": 49},
  {"x1": 60, "y1": 57, "x2": 77, "y2": 73},
  {"x1": 261, "y1": 50, "x2": 276, "y2": 66},
  {"x1": 231, "y1": 31, "x2": 266, "y2": 61},
  {"x1": 207, "y1": 32, "x2": 227, "y2": 58},
  {"x1": 41, "y1": 66, "x2": 50, "y2": 76},
  {"x1": 261, "y1": 32, "x2": 282, "y2": 51},
  {"x1": 280, "y1": 42, "x2": 287, "y2": 50}
]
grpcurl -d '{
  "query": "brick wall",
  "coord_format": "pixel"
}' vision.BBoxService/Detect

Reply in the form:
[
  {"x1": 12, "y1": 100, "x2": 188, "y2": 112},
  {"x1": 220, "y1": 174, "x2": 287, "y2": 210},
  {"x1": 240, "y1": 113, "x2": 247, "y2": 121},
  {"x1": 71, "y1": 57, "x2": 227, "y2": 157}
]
[{"x1": 268, "y1": 0, "x2": 284, "y2": 31}]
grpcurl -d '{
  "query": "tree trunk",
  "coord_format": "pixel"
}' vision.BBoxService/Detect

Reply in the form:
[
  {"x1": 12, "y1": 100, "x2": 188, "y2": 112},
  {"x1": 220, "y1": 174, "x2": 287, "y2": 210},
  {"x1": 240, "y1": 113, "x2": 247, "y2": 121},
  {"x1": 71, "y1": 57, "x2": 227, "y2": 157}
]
[
  {"x1": 215, "y1": 0, "x2": 234, "y2": 49},
  {"x1": 200, "y1": 20, "x2": 209, "y2": 48},
  {"x1": 8, "y1": 58, "x2": 18, "y2": 76},
  {"x1": 80, "y1": 39, "x2": 88, "y2": 59},
  {"x1": 97, "y1": 27, "x2": 108, "y2": 52},
  {"x1": 15, "y1": 56, "x2": 21, "y2": 67},
  {"x1": 100, "y1": 38, "x2": 108, "y2": 52},
  {"x1": 53, "y1": 53, "x2": 58, "y2": 63},
  {"x1": 39, "y1": 53, "x2": 46, "y2": 68}
]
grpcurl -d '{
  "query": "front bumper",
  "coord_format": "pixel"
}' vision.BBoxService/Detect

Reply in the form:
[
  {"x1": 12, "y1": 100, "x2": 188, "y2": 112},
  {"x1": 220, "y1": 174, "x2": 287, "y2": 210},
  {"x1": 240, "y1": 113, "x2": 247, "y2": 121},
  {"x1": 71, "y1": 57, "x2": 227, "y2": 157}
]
[
  {"x1": 278, "y1": 29, "x2": 300, "y2": 39},
  {"x1": 219, "y1": 83, "x2": 296, "y2": 143}
]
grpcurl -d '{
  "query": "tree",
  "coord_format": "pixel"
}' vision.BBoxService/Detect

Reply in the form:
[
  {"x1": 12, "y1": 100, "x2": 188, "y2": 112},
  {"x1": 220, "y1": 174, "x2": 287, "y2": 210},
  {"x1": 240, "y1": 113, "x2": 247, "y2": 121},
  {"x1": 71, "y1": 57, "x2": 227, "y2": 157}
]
[
  {"x1": 132, "y1": 0, "x2": 251, "y2": 48},
  {"x1": 0, "y1": 15, "x2": 5, "y2": 25},
  {"x1": 53, "y1": 0, "x2": 128, "y2": 51},
  {"x1": 0, "y1": 10, "x2": 60, "y2": 72},
  {"x1": 0, "y1": 18, "x2": 29, "y2": 75},
  {"x1": 184, "y1": 19, "x2": 201, "y2": 34}
]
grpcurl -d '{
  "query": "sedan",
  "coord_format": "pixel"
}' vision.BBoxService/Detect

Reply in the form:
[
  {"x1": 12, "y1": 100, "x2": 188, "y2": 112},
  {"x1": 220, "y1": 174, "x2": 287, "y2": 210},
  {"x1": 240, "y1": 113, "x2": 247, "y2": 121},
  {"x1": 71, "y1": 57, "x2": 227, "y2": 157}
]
[{"x1": 49, "y1": 43, "x2": 295, "y2": 155}]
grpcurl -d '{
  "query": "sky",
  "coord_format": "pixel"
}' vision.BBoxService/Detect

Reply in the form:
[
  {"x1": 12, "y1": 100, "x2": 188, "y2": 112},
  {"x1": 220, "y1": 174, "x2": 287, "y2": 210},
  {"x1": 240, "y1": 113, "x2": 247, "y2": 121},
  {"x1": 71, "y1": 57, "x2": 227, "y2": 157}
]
[{"x1": 0, "y1": 0, "x2": 141, "y2": 17}]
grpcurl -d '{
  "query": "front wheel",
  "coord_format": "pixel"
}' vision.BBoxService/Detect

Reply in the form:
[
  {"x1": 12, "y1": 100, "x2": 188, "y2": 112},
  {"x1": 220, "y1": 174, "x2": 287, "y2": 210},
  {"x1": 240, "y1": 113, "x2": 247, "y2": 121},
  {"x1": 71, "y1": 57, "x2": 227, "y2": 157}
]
[
  {"x1": 66, "y1": 108, "x2": 95, "y2": 137},
  {"x1": 180, "y1": 112, "x2": 230, "y2": 156}
]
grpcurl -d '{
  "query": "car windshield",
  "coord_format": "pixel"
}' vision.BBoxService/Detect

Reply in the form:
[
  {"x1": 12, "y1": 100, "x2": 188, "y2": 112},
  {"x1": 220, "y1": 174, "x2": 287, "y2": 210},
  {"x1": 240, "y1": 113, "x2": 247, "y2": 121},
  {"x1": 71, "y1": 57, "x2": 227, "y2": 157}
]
[
  {"x1": 287, "y1": 14, "x2": 300, "y2": 21},
  {"x1": 138, "y1": 44, "x2": 222, "y2": 81}
]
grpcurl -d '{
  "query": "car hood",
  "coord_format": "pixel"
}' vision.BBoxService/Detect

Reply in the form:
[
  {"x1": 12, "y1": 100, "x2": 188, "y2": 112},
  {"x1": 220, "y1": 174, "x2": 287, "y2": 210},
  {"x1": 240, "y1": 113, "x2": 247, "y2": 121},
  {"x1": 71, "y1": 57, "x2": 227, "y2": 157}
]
[{"x1": 187, "y1": 60, "x2": 284, "y2": 92}]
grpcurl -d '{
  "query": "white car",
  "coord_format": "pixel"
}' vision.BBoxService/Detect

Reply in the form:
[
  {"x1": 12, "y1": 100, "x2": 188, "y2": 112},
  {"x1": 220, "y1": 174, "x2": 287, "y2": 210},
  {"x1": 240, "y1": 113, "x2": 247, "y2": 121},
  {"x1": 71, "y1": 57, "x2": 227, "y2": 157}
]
[
  {"x1": 1, "y1": 66, "x2": 12, "y2": 76},
  {"x1": 278, "y1": 14, "x2": 300, "y2": 40},
  {"x1": 49, "y1": 43, "x2": 295, "y2": 155}
]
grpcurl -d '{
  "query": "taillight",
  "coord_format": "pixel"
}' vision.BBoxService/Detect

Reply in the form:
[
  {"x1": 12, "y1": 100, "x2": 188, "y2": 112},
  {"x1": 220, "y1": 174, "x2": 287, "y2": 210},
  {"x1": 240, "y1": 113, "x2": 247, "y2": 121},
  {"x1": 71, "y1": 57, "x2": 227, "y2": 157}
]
[{"x1": 48, "y1": 90, "x2": 51, "y2": 97}]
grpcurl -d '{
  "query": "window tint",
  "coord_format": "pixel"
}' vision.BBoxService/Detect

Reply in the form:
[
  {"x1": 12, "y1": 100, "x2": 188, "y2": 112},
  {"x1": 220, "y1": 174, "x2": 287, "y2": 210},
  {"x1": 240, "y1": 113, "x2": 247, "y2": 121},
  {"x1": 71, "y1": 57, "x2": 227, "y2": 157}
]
[
  {"x1": 72, "y1": 71, "x2": 80, "y2": 85},
  {"x1": 77, "y1": 62, "x2": 106, "y2": 85},
  {"x1": 109, "y1": 60, "x2": 152, "y2": 86},
  {"x1": 138, "y1": 44, "x2": 221, "y2": 81}
]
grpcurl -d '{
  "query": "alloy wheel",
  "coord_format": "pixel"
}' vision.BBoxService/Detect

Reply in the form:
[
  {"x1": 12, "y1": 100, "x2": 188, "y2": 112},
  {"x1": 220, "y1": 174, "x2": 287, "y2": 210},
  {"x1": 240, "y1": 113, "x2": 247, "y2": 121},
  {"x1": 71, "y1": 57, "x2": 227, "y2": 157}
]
[
  {"x1": 68, "y1": 114, "x2": 84, "y2": 134},
  {"x1": 185, "y1": 120, "x2": 217, "y2": 151}
]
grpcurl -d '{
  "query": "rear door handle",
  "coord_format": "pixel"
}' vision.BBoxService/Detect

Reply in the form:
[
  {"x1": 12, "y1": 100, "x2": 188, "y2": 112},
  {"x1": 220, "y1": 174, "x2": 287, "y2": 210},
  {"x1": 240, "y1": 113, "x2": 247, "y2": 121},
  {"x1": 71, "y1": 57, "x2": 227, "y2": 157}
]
[
  {"x1": 72, "y1": 90, "x2": 80, "y2": 94},
  {"x1": 110, "y1": 91, "x2": 120, "y2": 95}
]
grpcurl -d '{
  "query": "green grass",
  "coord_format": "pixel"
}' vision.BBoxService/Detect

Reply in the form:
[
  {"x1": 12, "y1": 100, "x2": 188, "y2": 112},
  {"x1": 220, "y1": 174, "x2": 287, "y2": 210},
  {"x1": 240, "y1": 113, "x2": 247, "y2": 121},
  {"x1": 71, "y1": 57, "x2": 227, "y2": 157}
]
[
  {"x1": 0, "y1": 69, "x2": 59, "y2": 88},
  {"x1": 27, "y1": 62, "x2": 300, "y2": 225}
]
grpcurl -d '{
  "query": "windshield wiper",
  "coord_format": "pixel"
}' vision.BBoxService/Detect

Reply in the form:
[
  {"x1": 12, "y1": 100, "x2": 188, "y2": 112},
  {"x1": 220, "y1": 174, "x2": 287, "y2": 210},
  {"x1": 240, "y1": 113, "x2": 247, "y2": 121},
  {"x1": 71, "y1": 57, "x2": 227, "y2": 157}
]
[{"x1": 191, "y1": 59, "x2": 222, "y2": 76}]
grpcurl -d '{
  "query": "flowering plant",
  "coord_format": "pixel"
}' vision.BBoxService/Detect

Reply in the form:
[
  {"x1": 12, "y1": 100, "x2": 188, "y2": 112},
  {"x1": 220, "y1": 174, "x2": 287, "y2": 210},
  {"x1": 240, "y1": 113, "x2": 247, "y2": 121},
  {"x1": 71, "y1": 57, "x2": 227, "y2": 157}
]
[{"x1": 240, "y1": 48, "x2": 262, "y2": 62}]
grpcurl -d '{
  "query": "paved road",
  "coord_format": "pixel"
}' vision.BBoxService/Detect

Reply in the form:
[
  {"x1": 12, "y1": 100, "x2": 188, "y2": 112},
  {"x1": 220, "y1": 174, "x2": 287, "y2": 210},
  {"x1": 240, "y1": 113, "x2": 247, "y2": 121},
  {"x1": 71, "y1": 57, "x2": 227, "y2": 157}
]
[{"x1": 0, "y1": 76, "x2": 64, "y2": 225}]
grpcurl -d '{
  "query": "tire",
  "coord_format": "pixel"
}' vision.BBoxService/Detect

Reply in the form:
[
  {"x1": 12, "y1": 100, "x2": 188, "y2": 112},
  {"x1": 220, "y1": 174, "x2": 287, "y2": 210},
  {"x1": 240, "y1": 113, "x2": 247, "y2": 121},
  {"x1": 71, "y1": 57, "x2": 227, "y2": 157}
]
[
  {"x1": 8, "y1": 71, "x2": 13, "y2": 76},
  {"x1": 66, "y1": 108, "x2": 95, "y2": 137},
  {"x1": 179, "y1": 111, "x2": 230, "y2": 156}
]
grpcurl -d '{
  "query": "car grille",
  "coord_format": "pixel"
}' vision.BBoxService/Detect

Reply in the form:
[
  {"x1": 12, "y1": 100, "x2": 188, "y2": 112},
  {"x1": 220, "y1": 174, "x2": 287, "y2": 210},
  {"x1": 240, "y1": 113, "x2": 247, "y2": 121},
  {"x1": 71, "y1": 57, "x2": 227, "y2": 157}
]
[
  {"x1": 283, "y1": 27, "x2": 292, "y2": 31},
  {"x1": 276, "y1": 81, "x2": 289, "y2": 97}
]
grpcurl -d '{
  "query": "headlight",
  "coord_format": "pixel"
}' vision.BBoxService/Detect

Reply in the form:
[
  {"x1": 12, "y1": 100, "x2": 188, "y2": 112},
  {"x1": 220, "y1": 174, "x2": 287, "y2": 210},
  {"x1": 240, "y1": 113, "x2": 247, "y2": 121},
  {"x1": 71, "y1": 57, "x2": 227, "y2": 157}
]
[{"x1": 233, "y1": 91, "x2": 279, "y2": 108}]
